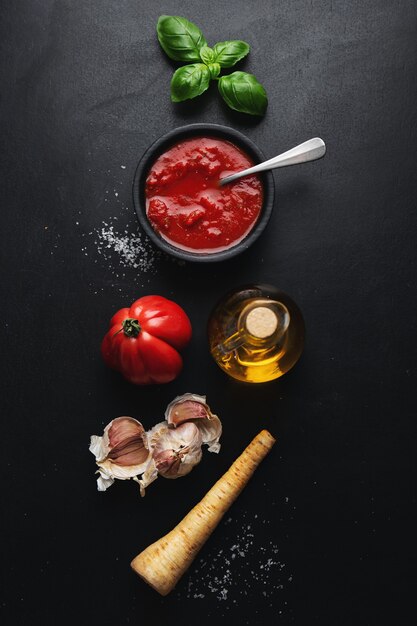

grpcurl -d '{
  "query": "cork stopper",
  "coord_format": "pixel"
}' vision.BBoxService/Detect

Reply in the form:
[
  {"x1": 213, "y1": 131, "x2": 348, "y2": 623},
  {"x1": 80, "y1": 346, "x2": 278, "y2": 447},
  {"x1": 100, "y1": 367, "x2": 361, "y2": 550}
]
[{"x1": 245, "y1": 306, "x2": 278, "y2": 339}]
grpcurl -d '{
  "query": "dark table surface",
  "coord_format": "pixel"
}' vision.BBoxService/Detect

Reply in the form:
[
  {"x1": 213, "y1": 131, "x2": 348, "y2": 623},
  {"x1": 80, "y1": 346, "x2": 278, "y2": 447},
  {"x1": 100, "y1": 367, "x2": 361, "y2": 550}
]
[{"x1": 1, "y1": 1, "x2": 417, "y2": 624}]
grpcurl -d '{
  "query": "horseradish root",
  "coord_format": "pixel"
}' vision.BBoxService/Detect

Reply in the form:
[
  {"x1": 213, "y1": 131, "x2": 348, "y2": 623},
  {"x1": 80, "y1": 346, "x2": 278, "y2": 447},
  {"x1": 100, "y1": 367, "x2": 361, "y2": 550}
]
[{"x1": 130, "y1": 429, "x2": 276, "y2": 595}]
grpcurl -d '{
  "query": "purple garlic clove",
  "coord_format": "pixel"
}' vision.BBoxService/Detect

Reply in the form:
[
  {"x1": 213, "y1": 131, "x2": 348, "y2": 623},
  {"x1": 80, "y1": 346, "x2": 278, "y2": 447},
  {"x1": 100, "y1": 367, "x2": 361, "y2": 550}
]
[{"x1": 165, "y1": 394, "x2": 222, "y2": 454}]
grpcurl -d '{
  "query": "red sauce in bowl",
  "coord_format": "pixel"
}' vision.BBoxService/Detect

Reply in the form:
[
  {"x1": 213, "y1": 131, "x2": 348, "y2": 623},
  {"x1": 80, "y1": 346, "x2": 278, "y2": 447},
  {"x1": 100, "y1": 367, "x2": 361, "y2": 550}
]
[{"x1": 145, "y1": 137, "x2": 263, "y2": 253}]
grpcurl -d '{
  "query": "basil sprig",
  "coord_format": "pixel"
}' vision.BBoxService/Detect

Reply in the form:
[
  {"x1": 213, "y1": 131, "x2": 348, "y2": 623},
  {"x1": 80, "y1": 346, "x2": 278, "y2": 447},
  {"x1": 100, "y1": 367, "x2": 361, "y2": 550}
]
[{"x1": 157, "y1": 15, "x2": 268, "y2": 116}]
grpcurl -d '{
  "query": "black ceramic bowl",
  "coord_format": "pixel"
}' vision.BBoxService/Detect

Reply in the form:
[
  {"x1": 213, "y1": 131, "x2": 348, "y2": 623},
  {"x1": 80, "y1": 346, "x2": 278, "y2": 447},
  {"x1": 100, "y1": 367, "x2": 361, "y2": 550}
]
[{"x1": 132, "y1": 123, "x2": 274, "y2": 263}]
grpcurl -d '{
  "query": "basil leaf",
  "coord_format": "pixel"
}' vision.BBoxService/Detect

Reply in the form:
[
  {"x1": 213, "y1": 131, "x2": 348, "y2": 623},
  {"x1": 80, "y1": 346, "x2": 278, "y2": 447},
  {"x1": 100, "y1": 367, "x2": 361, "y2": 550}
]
[
  {"x1": 157, "y1": 15, "x2": 207, "y2": 62},
  {"x1": 199, "y1": 46, "x2": 215, "y2": 65},
  {"x1": 218, "y1": 71, "x2": 268, "y2": 116},
  {"x1": 171, "y1": 64, "x2": 211, "y2": 102},
  {"x1": 208, "y1": 62, "x2": 221, "y2": 79},
  {"x1": 212, "y1": 40, "x2": 250, "y2": 67}
]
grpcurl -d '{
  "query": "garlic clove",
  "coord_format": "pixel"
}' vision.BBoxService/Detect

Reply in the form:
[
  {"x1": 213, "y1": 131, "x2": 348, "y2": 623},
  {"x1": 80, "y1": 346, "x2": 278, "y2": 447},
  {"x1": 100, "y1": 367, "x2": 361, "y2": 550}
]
[
  {"x1": 195, "y1": 416, "x2": 222, "y2": 454},
  {"x1": 148, "y1": 421, "x2": 203, "y2": 479},
  {"x1": 165, "y1": 394, "x2": 211, "y2": 426},
  {"x1": 153, "y1": 449, "x2": 183, "y2": 477},
  {"x1": 165, "y1": 393, "x2": 222, "y2": 454},
  {"x1": 107, "y1": 417, "x2": 149, "y2": 465},
  {"x1": 89, "y1": 416, "x2": 152, "y2": 490}
]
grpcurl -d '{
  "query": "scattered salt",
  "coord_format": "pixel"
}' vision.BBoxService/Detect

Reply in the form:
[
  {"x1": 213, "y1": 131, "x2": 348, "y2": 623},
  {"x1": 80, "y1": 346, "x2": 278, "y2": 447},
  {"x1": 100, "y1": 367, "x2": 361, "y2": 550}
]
[
  {"x1": 87, "y1": 216, "x2": 161, "y2": 277},
  {"x1": 177, "y1": 509, "x2": 293, "y2": 613}
]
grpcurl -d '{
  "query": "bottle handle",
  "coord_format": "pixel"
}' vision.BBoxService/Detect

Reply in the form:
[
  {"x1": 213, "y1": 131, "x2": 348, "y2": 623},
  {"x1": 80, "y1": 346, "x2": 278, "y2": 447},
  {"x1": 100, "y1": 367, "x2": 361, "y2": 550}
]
[{"x1": 214, "y1": 328, "x2": 247, "y2": 356}]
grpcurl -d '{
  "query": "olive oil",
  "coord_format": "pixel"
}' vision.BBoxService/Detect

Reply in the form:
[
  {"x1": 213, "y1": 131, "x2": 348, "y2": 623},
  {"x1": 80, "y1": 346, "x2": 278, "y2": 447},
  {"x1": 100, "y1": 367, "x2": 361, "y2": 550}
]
[{"x1": 208, "y1": 285, "x2": 305, "y2": 383}]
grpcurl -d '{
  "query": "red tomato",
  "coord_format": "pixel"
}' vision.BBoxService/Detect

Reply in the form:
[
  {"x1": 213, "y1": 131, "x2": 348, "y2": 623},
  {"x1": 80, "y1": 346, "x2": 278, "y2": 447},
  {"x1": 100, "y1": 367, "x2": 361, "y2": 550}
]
[{"x1": 101, "y1": 295, "x2": 192, "y2": 385}]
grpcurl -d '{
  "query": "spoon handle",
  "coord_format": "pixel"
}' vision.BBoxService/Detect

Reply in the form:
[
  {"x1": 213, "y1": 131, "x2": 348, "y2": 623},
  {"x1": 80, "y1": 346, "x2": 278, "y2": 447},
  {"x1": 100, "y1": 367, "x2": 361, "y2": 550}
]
[{"x1": 220, "y1": 137, "x2": 326, "y2": 185}]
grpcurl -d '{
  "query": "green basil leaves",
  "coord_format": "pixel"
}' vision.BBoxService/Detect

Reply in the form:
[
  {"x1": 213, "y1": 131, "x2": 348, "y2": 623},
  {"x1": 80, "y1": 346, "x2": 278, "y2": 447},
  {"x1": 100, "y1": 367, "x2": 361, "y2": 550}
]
[
  {"x1": 157, "y1": 16, "x2": 207, "y2": 62},
  {"x1": 199, "y1": 46, "x2": 215, "y2": 65},
  {"x1": 212, "y1": 41, "x2": 250, "y2": 67},
  {"x1": 218, "y1": 72, "x2": 268, "y2": 116},
  {"x1": 171, "y1": 64, "x2": 211, "y2": 102},
  {"x1": 157, "y1": 15, "x2": 268, "y2": 116}
]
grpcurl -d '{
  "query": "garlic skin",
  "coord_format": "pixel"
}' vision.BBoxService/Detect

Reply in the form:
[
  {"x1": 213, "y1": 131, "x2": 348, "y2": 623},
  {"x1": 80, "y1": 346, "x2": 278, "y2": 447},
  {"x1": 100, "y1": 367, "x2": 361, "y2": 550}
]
[
  {"x1": 89, "y1": 416, "x2": 151, "y2": 491},
  {"x1": 133, "y1": 461, "x2": 159, "y2": 498},
  {"x1": 165, "y1": 393, "x2": 222, "y2": 453}
]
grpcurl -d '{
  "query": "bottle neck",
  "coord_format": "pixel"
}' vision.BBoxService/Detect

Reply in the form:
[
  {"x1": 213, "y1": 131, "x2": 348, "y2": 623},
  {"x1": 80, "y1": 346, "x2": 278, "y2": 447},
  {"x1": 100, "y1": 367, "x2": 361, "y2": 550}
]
[{"x1": 216, "y1": 299, "x2": 290, "y2": 355}]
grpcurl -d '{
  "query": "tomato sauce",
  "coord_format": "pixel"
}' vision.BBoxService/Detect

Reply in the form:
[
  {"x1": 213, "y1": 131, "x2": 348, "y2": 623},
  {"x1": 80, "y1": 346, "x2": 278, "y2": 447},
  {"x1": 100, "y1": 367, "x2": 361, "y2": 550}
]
[{"x1": 145, "y1": 137, "x2": 263, "y2": 253}]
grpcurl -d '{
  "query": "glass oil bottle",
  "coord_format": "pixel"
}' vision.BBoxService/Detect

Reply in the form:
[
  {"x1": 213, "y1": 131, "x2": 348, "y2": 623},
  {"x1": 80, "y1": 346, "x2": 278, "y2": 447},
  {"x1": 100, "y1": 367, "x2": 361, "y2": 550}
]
[{"x1": 208, "y1": 284, "x2": 305, "y2": 383}]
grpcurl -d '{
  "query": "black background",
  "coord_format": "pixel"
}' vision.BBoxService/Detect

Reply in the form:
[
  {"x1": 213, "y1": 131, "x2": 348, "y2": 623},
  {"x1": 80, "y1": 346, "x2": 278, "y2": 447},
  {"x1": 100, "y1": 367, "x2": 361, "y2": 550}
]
[{"x1": 1, "y1": 1, "x2": 417, "y2": 625}]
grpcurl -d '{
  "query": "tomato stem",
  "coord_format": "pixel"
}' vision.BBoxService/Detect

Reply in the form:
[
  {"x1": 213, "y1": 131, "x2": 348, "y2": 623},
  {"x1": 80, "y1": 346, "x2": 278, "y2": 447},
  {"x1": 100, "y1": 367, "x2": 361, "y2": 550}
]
[{"x1": 121, "y1": 318, "x2": 141, "y2": 338}]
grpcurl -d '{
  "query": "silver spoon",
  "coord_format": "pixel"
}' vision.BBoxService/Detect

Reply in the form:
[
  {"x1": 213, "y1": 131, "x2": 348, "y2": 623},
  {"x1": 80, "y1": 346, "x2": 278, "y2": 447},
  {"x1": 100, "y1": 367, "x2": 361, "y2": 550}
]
[{"x1": 219, "y1": 137, "x2": 326, "y2": 186}]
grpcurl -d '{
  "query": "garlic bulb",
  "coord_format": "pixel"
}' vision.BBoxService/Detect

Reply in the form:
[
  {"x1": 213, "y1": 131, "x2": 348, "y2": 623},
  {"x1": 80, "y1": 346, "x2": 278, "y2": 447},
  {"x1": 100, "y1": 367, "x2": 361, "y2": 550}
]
[
  {"x1": 165, "y1": 393, "x2": 222, "y2": 453},
  {"x1": 90, "y1": 394, "x2": 222, "y2": 496},
  {"x1": 89, "y1": 416, "x2": 151, "y2": 491}
]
